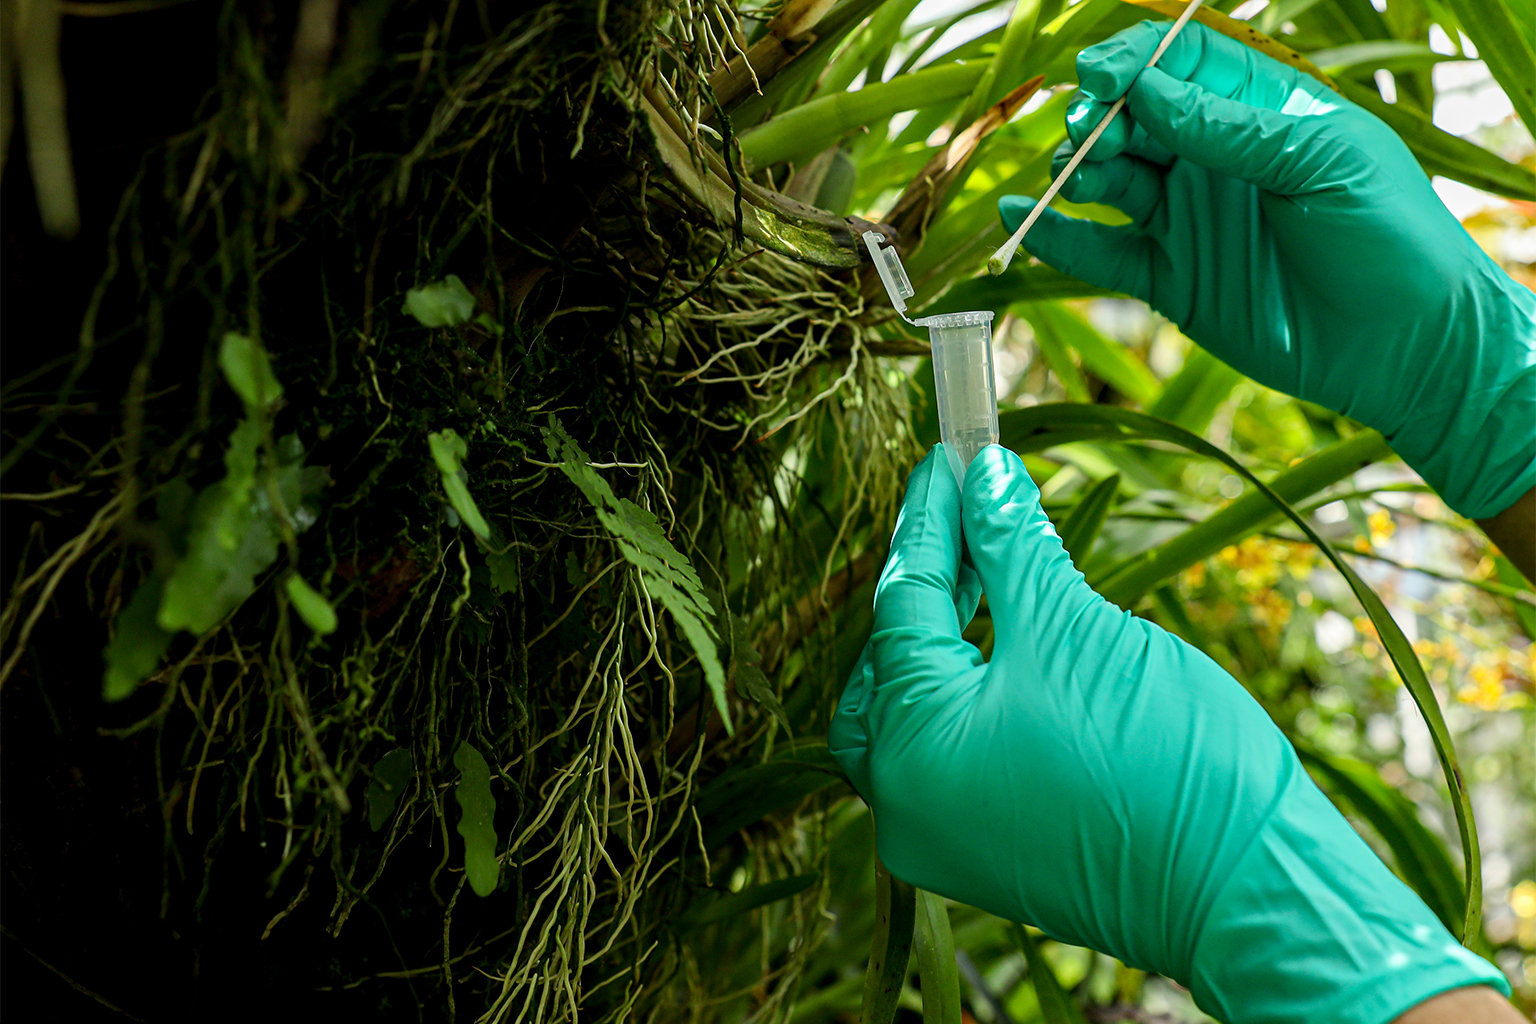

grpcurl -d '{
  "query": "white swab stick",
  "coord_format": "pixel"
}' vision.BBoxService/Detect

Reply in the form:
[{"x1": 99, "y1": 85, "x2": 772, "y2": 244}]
[{"x1": 988, "y1": 0, "x2": 1207, "y2": 276}]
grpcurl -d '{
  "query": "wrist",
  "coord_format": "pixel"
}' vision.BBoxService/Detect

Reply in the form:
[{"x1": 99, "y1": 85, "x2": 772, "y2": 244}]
[
  {"x1": 1392, "y1": 985, "x2": 1528, "y2": 1024},
  {"x1": 1188, "y1": 756, "x2": 1508, "y2": 1024}
]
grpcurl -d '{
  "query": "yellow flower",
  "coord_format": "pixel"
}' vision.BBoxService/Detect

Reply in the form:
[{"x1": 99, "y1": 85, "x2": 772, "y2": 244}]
[
  {"x1": 1218, "y1": 537, "x2": 1286, "y2": 588},
  {"x1": 1250, "y1": 588, "x2": 1291, "y2": 631},
  {"x1": 1457, "y1": 663, "x2": 1506, "y2": 710},
  {"x1": 1413, "y1": 639, "x2": 1441, "y2": 661},
  {"x1": 1182, "y1": 561, "x2": 1208, "y2": 589},
  {"x1": 1283, "y1": 543, "x2": 1317, "y2": 580},
  {"x1": 1367, "y1": 509, "x2": 1395, "y2": 547}
]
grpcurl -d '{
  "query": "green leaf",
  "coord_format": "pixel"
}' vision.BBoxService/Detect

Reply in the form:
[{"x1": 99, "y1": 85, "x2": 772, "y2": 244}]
[
  {"x1": 1436, "y1": 0, "x2": 1536, "y2": 136},
  {"x1": 364, "y1": 747, "x2": 414, "y2": 832},
  {"x1": 543, "y1": 416, "x2": 731, "y2": 734},
  {"x1": 102, "y1": 577, "x2": 175, "y2": 701},
  {"x1": 680, "y1": 872, "x2": 820, "y2": 930},
  {"x1": 1026, "y1": 306, "x2": 1092, "y2": 403},
  {"x1": 404, "y1": 274, "x2": 476, "y2": 328},
  {"x1": 1338, "y1": 79, "x2": 1536, "y2": 200},
  {"x1": 285, "y1": 574, "x2": 338, "y2": 634},
  {"x1": 726, "y1": 613, "x2": 790, "y2": 732},
  {"x1": 1011, "y1": 924, "x2": 1089, "y2": 1024},
  {"x1": 486, "y1": 549, "x2": 520, "y2": 593},
  {"x1": 1055, "y1": 473, "x2": 1120, "y2": 569},
  {"x1": 1018, "y1": 302, "x2": 1160, "y2": 406},
  {"x1": 739, "y1": 60, "x2": 992, "y2": 169},
  {"x1": 728, "y1": 0, "x2": 889, "y2": 128},
  {"x1": 817, "y1": 0, "x2": 926, "y2": 97},
  {"x1": 1294, "y1": 741, "x2": 1465, "y2": 936},
  {"x1": 1306, "y1": 40, "x2": 1450, "y2": 74},
  {"x1": 218, "y1": 332, "x2": 283, "y2": 412},
  {"x1": 862, "y1": 860, "x2": 917, "y2": 1024},
  {"x1": 950, "y1": 0, "x2": 1049, "y2": 134},
  {"x1": 1145, "y1": 346, "x2": 1243, "y2": 436},
  {"x1": 158, "y1": 421, "x2": 282, "y2": 634},
  {"x1": 912, "y1": 890, "x2": 962, "y2": 1024},
  {"x1": 922, "y1": 265, "x2": 1113, "y2": 316},
  {"x1": 453, "y1": 741, "x2": 500, "y2": 897},
  {"x1": 428, "y1": 429, "x2": 492, "y2": 540},
  {"x1": 1493, "y1": 554, "x2": 1535, "y2": 639}
]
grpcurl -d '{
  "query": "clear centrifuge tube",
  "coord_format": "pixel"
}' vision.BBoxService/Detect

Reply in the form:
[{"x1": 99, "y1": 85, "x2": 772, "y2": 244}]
[{"x1": 861, "y1": 231, "x2": 999, "y2": 485}]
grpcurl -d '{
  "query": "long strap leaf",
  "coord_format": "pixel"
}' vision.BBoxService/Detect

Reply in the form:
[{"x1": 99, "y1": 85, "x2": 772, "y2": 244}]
[
  {"x1": 912, "y1": 890, "x2": 963, "y2": 1024},
  {"x1": 997, "y1": 403, "x2": 1482, "y2": 940},
  {"x1": 1056, "y1": 473, "x2": 1120, "y2": 569},
  {"x1": 863, "y1": 859, "x2": 918, "y2": 1024},
  {"x1": 1010, "y1": 924, "x2": 1089, "y2": 1024},
  {"x1": 739, "y1": 60, "x2": 991, "y2": 168},
  {"x1": 1436, "y1": 0, "x2": 1536, "y2": 135}
]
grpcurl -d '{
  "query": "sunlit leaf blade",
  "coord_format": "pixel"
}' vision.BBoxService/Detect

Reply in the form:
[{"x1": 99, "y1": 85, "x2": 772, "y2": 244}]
[
  {"x1": 739, "y1": 61, "x2": 992, "y2": 169},
  {"x1": 912, "y1": 890, "x2": 962, "y2": 1024},
  {"x1": 1436, "y1": 0, "x2": 1536, "y2": 134},
  {"x1": 1029, "y1": 307, "x2": 1092, "y2": 403},
  {"x1": 1338, "y1": 80, "x2": 1536, "y2": 201},
  {"x1": 950, "y1": 0, "x2": 1047, "y2": 134},
  {"x1": 727, "y1": 0, "x2": 890, "y2": 127},
  {"x1": 453, "y1": 741, "x2": 500, "y2": 897},
  {"x1": 1306, "y1": 40, "x2": 1450, "y2": 75},
  {"x1": 863, "y1": 860, "x2": 917, "y2": 1024},
  {"x1": 1011, "y1": 923, "x2": 1089, "y2": 1024},
  {"x1": 818, "y1": 0, "x2": 926, "y2": 98},
  {"x1": 1145, "y1": 347, "x2": 1242, "y2": 436}
]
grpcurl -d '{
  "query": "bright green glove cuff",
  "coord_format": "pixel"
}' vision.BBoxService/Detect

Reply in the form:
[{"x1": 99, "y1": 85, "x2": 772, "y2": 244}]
[
  {"x1": 1191, "y1": 752, "x2": 1507, "y2": 1024},
  {"x1": 996, "y1": 19, "x2": 1536, "y2": 519}
]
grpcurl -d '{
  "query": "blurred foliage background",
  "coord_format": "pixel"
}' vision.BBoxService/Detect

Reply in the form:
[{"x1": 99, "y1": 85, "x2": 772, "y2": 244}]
[{"x1": 0, "y1": 0, "x2": 1531, "y2": 1021}]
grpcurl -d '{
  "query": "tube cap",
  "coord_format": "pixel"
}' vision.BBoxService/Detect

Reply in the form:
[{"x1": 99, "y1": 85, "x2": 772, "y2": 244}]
[{"x1": 862, "y1": 230, "x2": 914, "y2": 318}]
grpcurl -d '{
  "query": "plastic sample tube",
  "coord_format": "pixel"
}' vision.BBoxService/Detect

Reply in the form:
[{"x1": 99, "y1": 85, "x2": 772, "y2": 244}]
[
  {"x1": 916, "y1": 310, "x2": 999, "y2": 485},
  {"x1": 862, "y1": 231, "x2": 999, "y2": 485}
]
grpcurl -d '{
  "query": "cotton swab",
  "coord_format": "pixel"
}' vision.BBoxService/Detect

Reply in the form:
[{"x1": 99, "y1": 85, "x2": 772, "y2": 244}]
[{"x1": 987, "y1": 0, "x2": 1207, "y2": 276}]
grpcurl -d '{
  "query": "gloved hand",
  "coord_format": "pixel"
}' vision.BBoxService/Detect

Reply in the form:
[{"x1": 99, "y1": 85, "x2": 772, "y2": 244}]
[
  {"x1": 828, "y1": 444, "x2": 1508, "y2": 1024},
  {"x1": 998, "y1": 20, "x2": 1535, "y2": 520}
]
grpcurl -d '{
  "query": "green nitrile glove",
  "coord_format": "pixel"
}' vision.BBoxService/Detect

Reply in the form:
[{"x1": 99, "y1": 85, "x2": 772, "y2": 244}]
[
  {"x1": 998, "y1": 20, "x2": 1535, "y2": 520},
  {"x1": 828, "y1": 444, "x2": 1508, "y2": 1024}
]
